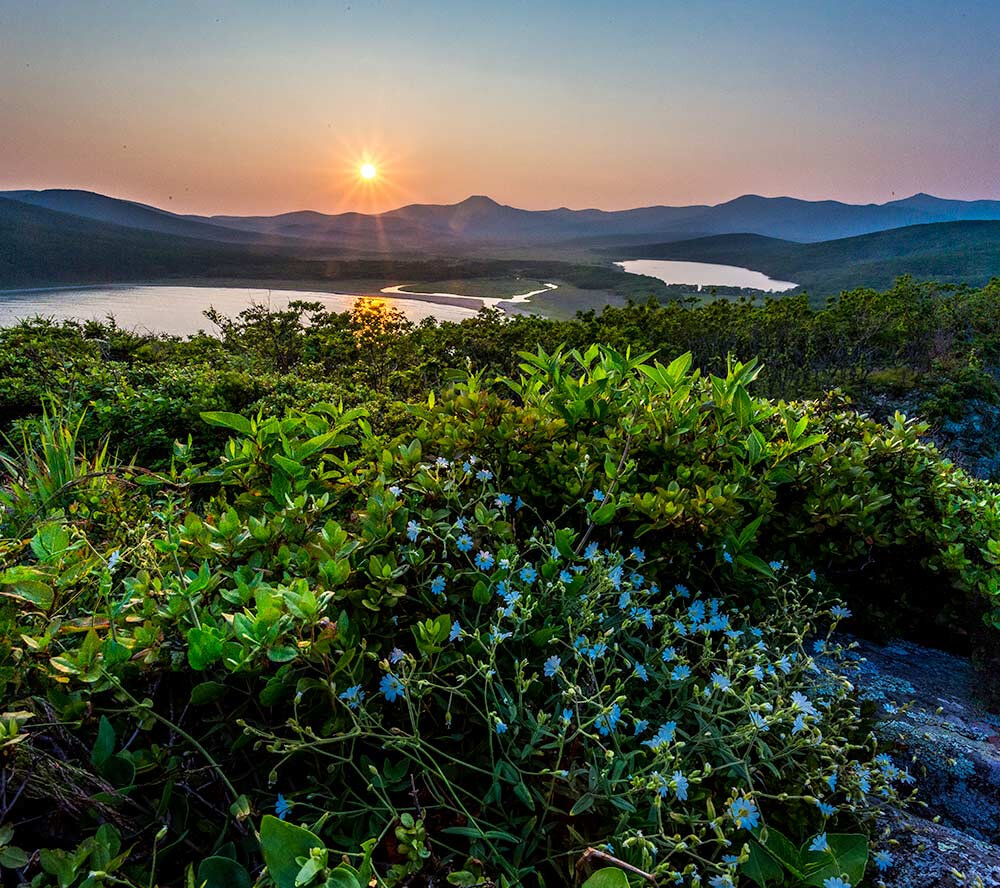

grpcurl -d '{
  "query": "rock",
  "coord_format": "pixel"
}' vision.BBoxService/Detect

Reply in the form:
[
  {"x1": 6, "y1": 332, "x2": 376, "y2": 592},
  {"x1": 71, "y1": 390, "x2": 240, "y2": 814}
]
[{"x1": 850, "y1": 637, "x2": 1000, "y2": 886}]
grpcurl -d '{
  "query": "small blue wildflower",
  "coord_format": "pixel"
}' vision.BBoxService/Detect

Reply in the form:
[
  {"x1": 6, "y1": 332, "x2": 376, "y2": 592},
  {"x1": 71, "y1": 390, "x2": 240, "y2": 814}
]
[
  {"x1": 618, "y1": 590, "x2": 632, "y2": 610},
  {"x1": 769, "y1": 560, "x2": 783, "y2": 570},
  {"x1": 476, "y1": 468, "x2": 493, "y2": 482},
  {"x1": 872, "y1": 850, "x2": 893, "y2": 872},
  {"x1": 389, "y1": 648, "x2": 405, "y2": 664},
  {"x1": 594, "y1": 703, "x2": 622, "y2": 736},
  {"x1": 729, "y1": 797, "x2": 760, "y2": 830},
  {"x1": 813, "y1": 639, "x2": 827, "y2": 654},
  {"x1": 431, "y1": 575, "x2": 446, "y2": 596},
  {"x1": 275, "y1": 793, "x2": 291, "y2": 820},
  {"x1": 822, "y1": 879, "x2": 851, "y2": 888},
  {"x1": 562, "y1": 708, "x2": 573, "y2": 722},
  {"x1": 791, "y1": 691, "x2": 818, "y2": 716},
  {"x1": 406, "y1": 520, "x2": 420, "y2": 542},
  {"x1": 671, "y1": 664, "x2": 691, "y2": 681},
  {"x1": 107, "y1": 549, "x2": 120, "y2": 571},
  {"x1": 559, "y1": 570, "x2": 573, "y2": 583},
  {"x1": 643, "y1": 721, "x2": 677, "y2": 749},
  {"x1": 675, "y1": 583, "x2": 690, "y2": 598},
  {"x1": 380, "y1": 673, "x2": 404, "y2": 702},
  {"x1": 749, "y1": 711, "x2": 768, "y2": 731},
  {"x1": 662, "y1": 647, "x2": 677, "y2": 662},
  {"x1": 519, "y1": 566, "x2": 537, "y2": 584},
  {"x1": 449, "y1": 620, "x2": 462, "y2": 642},
  {"x1": 338, "y1": 684, "x2": 364, "y2": 709},
  {"x1": 585, "y1": 541, "x2": 600, "y2": 560},
  {"x1": 831, "y1": 605, "x2": 852, "y2": 620},
  {"x1": 633, "y1": 718, "x2": 649, "y2": 735},
  {"x1": 592, "y1": 489, "x2": 605, "y2": 502},
  {"x1": 826, "y1": 772, "x2": 838, "y2": 791},
  {"x1": 816, "y1": 801, "x2": 837, "y2": 816},
  {"x1": 388, "y1": 485, "x2": 402, "y2": 497},
  {"x1": 671, "y1": 771, "x2": 689, "y2": 801},
  {"x1": 709, "y1": 877, "x2": 733, "y2": 888},
  {"x1": 723, "y1": 550, "x2": 734, "y2": 564},
  {"x1": 633, "y1": 662, "x2": 649, "y2": 682},
  {"x1": 475, "y1": 550, "x2": 495, "y2": 570},
  {"x1": 809, "y1": 833, "x2": 829, "y2": 853},
  {"x1": 543, "y1": 655, "x2": 561, "y2": 677},
  {"x1": 435, "y1": 456, "x2": 449, "y2": 467},
  {"x1": 792, "y1": 714, "x2": 806, "y2": 734},
  {"x1": 630, "y1": 546, "x2": 645, "y2": 563},
  {"x1": 456, "y1": 533, "x2": 473, "y2": 552},
  {"x1": 495, "y1": 493, "x2": 512, "y2": 507},
  {"x1": 711, "y1": 672, "x2": 732, "y2": 691},
  {"x1": 808, "y1": 569, "x2": 817, "y2": 581},
  {"x1": 515, "y1": 496, "x2": 525, "y2": 510},
  {"x1": 495, "y1": 720, "x2": 508, "y2": 735}
]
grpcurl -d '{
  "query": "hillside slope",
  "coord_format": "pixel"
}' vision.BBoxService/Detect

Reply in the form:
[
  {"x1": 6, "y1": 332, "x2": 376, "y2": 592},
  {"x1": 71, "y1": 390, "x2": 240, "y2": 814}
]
[{"x1": 617, "y1": 221, "x2": 1000, "y2": 294}]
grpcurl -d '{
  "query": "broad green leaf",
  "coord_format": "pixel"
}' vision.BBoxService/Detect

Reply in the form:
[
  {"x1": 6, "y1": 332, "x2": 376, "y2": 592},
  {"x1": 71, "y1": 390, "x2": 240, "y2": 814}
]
[
  {"x1": 259, "y1": 815, "x2": 324, "y2": 888},
  {"x1": 200, "y1": 411, "x2": 253, "y2": 436},
  {"x1": 801, "y1": 833, "x2": 868, "y2": 887},
  {"x1": 197, "y1": 857, "x2": 252, "y2": 888},
  {"x1": 742, "y1": 841, "x2": 785, "y2": 886},
  {"x1": 581, "y1": 867, "x2": 629, "y2": 888}
]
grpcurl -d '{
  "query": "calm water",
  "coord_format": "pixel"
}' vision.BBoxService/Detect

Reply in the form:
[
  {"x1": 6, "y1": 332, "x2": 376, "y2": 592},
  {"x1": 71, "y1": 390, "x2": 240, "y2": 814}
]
[
  {"x1": 617, "y1": 259, "x2": 797, "y2": 292},
  {"x1": 0, "y1": 285, "x2": 480, "y2": 335}
]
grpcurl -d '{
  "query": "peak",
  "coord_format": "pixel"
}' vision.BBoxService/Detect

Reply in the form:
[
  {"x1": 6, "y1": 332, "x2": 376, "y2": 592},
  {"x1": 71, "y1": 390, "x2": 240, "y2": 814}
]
[{"x1": 457, "y1": 195, "x2": 501, "y2": 207}]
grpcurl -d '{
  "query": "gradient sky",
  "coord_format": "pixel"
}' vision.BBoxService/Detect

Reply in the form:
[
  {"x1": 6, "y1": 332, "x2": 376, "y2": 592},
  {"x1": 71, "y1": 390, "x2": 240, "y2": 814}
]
[{"x1": 2, "y1": 0, "x2": 999, "y2": 215}]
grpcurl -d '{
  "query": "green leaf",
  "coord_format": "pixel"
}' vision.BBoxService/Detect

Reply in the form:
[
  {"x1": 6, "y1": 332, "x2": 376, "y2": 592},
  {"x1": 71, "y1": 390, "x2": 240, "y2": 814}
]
[
  {"x1": 259, "y1": 815, "x2": 324, "y2": 888},
  {"x1": 91, "y1": 715, "x2": 115, "y2": 768},
  {"x1": 801, "y1": 833, "x2": 868, "y2": 887},
  {"x1": 742, "y1": 841, "x2": 785, "y2": 886},
  {"x1": 0, "y1": 845, "x2": 29, "y2": 868},
  {"x1": 197, "y1": 857, "x2": 252, "y2": 888},
  {"x1": 201, "y1": 411, "x2": 253, "y2": 436},
  {"x1": 581, "y1": 867, "x2": 629, "y2": 888},
  {"x1": 190, "y1": 681, "x2": 227, "y2": 705},
  {"x1": 0, "y1": 568, "x2": 53, "y2": 610},
  {"x1": 569, "y1": 792, "x2": 595, "y2": 816},
  {"x1": 325, "y1": 867, "x2": 362, "y2": 888}
]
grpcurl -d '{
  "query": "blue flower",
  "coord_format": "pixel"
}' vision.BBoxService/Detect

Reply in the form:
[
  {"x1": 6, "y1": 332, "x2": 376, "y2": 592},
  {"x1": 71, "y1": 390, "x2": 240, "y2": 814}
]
[
  {"x1": 618, "y1": 590, "x2": 632, "y2": 610},
  {"x1": 662, "y1": 647, "x2": 677, "y2": 662},
  {"x1": 495, "y1": 493, "x2": 512, "y2": 507},
  {"x1": 711, "y1": 672, "x2": 732, "y2": 691},
  {"x1": 584, "y1": 541, "x2": 600, "y2": 560},
  {"x1": 338, "y1": 684, "x2": 365, "y2": 709},
  {"x1": 792, "y1": 714, "x2": 806, "y2": 734},
  {"x1": 826, "y1": 772, "x2": 838, "y2": 791},
  {"x1": 723, "y1": 550, "x2": 734, "y2": 564},
  {"x1": 431, "y1": 575, "x2": 446, "y2": 596},
  {"x1": 559, "y1": 570, "x2": 573, "y2": 583},
  {"x1": 872, "y1": 850, "x2": 893, "y2": 872},
  {"x1": 476, "y1": 468, "x2": 494, "y2": 482},
  {"x1": 456, "y1": 534, "x2": 473, "y2": 552},
  {"x1": 671, "y1": 664, "x2": 691, "y2": 681},
  {"x1": 708, "y1": 877, "x2": 733, "y2": 888},
  {"x1": 643, "y1": 721, "x2": 677, "y2": 749},
  {"x1": 729, "y1": 797, "x2": 760, "y2": 830},
  {"x1": 823, "y1": 880, "x2": 851, "y2": 888},
  {"x1": 633, "y1": 662, "x2": 649, "y2": 682},
  {"x1": 791, "y1": 692, "x2": 817, "y2": 715},
  {"x1": 769, "y1": 560, "x2": 783, "y2": 570},
  {"x1": 475, "y1": 550, "x2": 495, "y2": 570},
  {"x1": 831, "y1": 605, "x2": 852, "y2": 620},
  {"x1": 449, "y1": 620, "x2": 462, "y2": 642},
  {"x1": 816, "y1": 801, "x2": 837, "y2": 816},
  {"x1": 749, "y1": 711, "x2": 768, "y2": 731},
  {"x1": 275, "y1": 793, "x2": 291, "y2": 820},
  {"x1": 406, "y1": 520, "x2": 420, "y2": 542},
  {"x1": 515, "y1": 496, "x2": 525, "y2": 510},
  {"x1": 389, "y1": 647, "x2": 405, "y2": 664},
  {"x1": 592, "y1": 489, "x2": 605, "y2": 502},
  {"x1": 561, "y1": 708, "x2": 573, "y2": 722},
  {"x1": 495, "y1": 720, "x2": 508, "y2": 734},
  {"x1": 630, "y1": 546, "x2": 645, "y2": 563},
  {"x1": 543, "y1": 655, "x2": 561, "y2": 677},
  {"x1": 519, "y1": 566, "x2": 537, "y2": 584},
  {"x1": 435, "y1": 456, "x2": 449, "y2": 468},
  {"x1": 809, "y1": 833, "x2": 829, "y2": 853},
  {"x1": 675, "y1": 583, "x2": 690, "y2": 598},
  {"x1": 107, "y1": 549, "x2": 120, "y2": 571},
  {"x1": 594, "y1": 703, "x2": 621, "y2": 736},
  {"x1": 671, "y1": 771, "x2": 689, "y2": 800},
  {"x1": 380, "y1": 673, "x2": 404, "y2": 702},
  {"x1": 388, "y1": 485, "x2": 402, "y2": 497},
  {"x1": 808, "y1": 569, "x2": 817, "y2": 581},
  {"x1": 633, "y1": 718, "x2": 649, "y2": 736}
]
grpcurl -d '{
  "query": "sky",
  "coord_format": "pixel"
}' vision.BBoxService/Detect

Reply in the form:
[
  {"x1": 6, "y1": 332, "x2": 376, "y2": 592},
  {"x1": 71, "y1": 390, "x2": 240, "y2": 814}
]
[{"x1": 2, "y1": 0, "x2": 999, "y2": 216}]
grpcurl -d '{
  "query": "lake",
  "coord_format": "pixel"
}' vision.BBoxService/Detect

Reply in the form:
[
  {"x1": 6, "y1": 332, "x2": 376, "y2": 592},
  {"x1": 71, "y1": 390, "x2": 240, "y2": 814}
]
[
  {"x1": 0, "y1": 285, "x2": 481, "y2": 335},
  {"x1": 617, "y1": 259, "x2": 797, "y2": 291}
]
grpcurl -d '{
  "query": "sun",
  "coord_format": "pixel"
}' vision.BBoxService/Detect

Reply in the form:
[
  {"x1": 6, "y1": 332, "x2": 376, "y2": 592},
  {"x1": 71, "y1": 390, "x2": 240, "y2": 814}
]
[{"x1": 359, "y1": 162, "x2": 377, "y2": 180}]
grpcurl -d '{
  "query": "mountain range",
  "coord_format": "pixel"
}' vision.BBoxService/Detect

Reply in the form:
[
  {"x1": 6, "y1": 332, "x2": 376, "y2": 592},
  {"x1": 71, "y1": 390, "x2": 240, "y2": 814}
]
[{"x1": 6, "y1": 188, "x2": 1000, "y2": 250}]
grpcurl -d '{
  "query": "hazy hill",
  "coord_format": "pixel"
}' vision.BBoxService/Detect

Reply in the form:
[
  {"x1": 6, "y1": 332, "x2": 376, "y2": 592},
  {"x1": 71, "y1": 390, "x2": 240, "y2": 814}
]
[
  {"x1": 7, "y1": 188, "x2": 1000, "y2": 251},
  {"x1": 0, "y1": 197, "x2": 321, "y2": 288},
  {"x1": 618, "y1": 221, "x2": 1000, "y2": 295}
]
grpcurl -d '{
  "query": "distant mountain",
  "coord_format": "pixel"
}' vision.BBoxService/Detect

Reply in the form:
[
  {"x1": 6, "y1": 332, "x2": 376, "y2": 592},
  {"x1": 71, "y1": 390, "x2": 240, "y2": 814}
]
[
  {"x1": 617, "y1": 221, "x2": 1000, "y2": 295},
  {"x1": 3, "y1": 189, "x2": 310, "y2": 248},
  {"x1": 0, "y1": 197, "x2": 321, "y2": 288},
  {"x1": 7, "y1": 188, "x2": 1000, "y2": 251}
]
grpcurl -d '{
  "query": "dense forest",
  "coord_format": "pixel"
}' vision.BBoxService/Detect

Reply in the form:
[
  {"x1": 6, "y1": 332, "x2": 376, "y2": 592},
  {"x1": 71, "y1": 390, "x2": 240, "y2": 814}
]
[{"x1": 2, "y1": 277, "x2": 1000, "y2": 887}]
